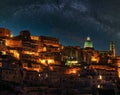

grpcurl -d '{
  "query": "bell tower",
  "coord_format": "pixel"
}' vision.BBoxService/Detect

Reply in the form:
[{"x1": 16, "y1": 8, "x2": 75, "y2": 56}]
[{"x1": 110, "y1": 41, "x2": 116, "y2": 57}]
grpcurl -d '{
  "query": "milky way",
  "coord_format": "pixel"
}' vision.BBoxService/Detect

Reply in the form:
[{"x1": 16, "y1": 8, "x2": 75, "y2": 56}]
[{"x1": 0, "y1": 0, "x2": 120, "y2": 54}]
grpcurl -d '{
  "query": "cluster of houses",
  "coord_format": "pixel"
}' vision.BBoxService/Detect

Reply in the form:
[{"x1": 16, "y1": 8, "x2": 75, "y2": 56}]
[{"x1": 0, "y1": 27, "x2": 119, "y2": 95}]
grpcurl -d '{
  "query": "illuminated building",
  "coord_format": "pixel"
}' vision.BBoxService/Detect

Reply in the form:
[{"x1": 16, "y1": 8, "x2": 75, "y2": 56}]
[
  {"x1": 99, "y1": 41, "x2": 116, "y2": 64},
  {"x1": 13, "y1": 30, "x2": 40, "y2": 71},
  {"x1": 38, "y1": 36, "x2": 60, "y2": 65},
  {"x1": 115, "y1": 56, "x2": 120, "y2": 78},
  {"x1": 82, "y1": 37, "x2": 116, "y2": 65},
  {"x1": 0, "y1": 52, "x2": 21, "y2": 68},
  {"x1": 61, "y1": 46, "x2": 82, "y2": 66},
  {"x1": 93, "y1": 67, "x2": 117, "y2": 82},
  {"x1": 110, "y1": 41, "x2": 116, "y2": 57},
  {"x1": 0, "y1": 28, "x2": 61, "y2": 71},
  {"x1": 11, "y1": 31, "x2": 61, "y2": 71},
  {"x1": 0, "y1": 28, "x2": 119, "y2": 94},
  {"x1": 82, "y1": 49, "x2": 99, "y2": 64},
  {"x1": 5, "y1": 38, "x2": 22, "y2": 59},
  {"x1": 82, "y1": 36, "x2": 99, "y2": 64},
  {"x1": 31, "y1": 35, "x2": 61, "y2": 66},
  {"x1": 0, "y1": 28, "x2": 117, "y2": 75},
  {"x1": 0, "y1": 28, "x2": 12, "y2": 54},
  {"x1": 0, "y1": 28, "x2": 22, "y2": 59}
]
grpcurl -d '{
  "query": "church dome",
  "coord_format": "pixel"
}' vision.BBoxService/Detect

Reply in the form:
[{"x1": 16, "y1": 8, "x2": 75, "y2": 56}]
[{"x1": 84, "y1": 37, "x2": 93, "y2": 48}]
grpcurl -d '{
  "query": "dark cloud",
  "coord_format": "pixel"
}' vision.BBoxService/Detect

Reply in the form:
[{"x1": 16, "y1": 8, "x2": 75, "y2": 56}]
[{"x1": 0, "y1": 0, "x2": 120, "y2": 54}]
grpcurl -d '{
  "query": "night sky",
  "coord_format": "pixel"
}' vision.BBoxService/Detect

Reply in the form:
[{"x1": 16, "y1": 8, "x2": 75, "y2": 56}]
[{"x1": 1, "y1": 0, "x2": 120, "y2": 54}]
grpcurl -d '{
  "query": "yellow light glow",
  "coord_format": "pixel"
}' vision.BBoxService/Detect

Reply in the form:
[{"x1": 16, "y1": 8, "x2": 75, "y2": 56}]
[
  {"x1": 9, "y1": 50, "x2": 20, "y2": 59},
  {"x1": 23, "y1": 67, "x2": 42, "y2": 72},
  {"x1": 31, "y1": 36, "x2": 39, "y2": 40},
  {"x1": 40, "y1": 59, "x2": 48, "y2": 66},
  {"x1": 99, "y1": 75, "x2": 102, "y2": 80},
  {"x1": 72, "y1": 69, "x2": 77, "y2": 74},
  {"x1": 41, "y1": 60, "x2": 46, "y2": 64},
  {"x1": 66, "y1": 60, "x2": 79, "y2": 66},
  {"x1": 48, "y1": 59, "x2": 54, "y2": 64},
  {"x1": 40, "y1": 59, "x2": 55, "y2": 65},
  {"x1": 5, "y1": 40, "x2": 8, "y2": 46},
  {"x1": 10, "y1": 34, "x2": 13, "y2": 38},
  {"x1": 43, "y1": 47, "x2": 47, "y2": 51},
  {"x1": 91, "y1": 56, "x2": 99, "y2": 63},
  {"x1": 97, "y1": 85, "x2": 100, "y2": 88},
  {"x1": 65, "y1": 68, "x2": 80, "y2": 74},
  {"x1": 5, "y1": 39, "x2": 22, "y2": 47},
  {"x1": 67, "y1": 61, "x2": 78, "y2": 64},
  {"x1": 49, "y1": 66, "x2": 54, "y2": 71},
  {"x1": 2, "y1": 51, "x2": 6, "y2": 55},
  {"x1": 118, "y1": 69, "x2": 120, "y2": 78},
  {"x1": 23, "y1": 51, "x2": 39, "y2": 56},
  {"x1": 14, "y1": 52, "x2": 20, "y2": 59}
]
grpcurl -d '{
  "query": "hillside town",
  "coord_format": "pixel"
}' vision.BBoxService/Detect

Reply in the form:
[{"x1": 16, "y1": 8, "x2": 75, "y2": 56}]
[{"x1": 0, "y1": 28, "x2": 120, "y2": 95}]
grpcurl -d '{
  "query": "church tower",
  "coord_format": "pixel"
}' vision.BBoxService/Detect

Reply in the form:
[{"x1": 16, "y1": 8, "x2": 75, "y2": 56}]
[{"x1": 110, "y1": 41, "x2": 116, "y2": 57}]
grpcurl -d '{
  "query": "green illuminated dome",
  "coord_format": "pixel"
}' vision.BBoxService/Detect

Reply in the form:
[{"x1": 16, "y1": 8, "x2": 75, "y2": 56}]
[{"x1": 84, "y1": 37, "x2": 93, "y2": 48}]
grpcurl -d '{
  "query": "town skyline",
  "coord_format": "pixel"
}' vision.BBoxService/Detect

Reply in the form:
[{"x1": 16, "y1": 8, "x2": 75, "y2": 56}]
[
  {"x1": 2, "y1": 27, "x2": 118, "y2": 56},
  {"x1": 0, "y1": 27, "x2": 119, "y2": 95}
]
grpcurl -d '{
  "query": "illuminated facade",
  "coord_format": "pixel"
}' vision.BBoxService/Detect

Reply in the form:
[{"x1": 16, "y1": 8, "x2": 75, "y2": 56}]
[
  {"x1": 61, "y1": 46, "x2": 82, "y2": 66},
  {"x1": 0, "y1": 28, "x2": 12, "y2": 53},
  {"x1": 82, "y1": 49, "x2": 99, "y2": 64},
  {"x1": 31, "y1": 35, "x2": 61, "y2": 66},
  {"x1": 99, "y1": 41, "x2": 116, "y2": 64},
  {"x1": 0, "y1": 28, "x2": 61, "y2": 72},
  {"x1": 0, "y1": 28, "x2": 22, "y2": 59},
  {"x1": 0, "y1": 27, "x2": 119, "y2": 91},
  {"x1": 82, "y1": 37, "x2": 99, "y2": 64},
  {"x1": 90, "y1": 65, "x2": 117, "y2": 82},
  {"x1": 13, "y1": 30, "x2": 40, "y2": 71},
  {"x1": 82, "y1": 37, "x2": 116, "y2": 65},
  {"x1": 0, "y1": 28, "x2": 118, "y2": 77},
  {"x1": 115, "y1": 56, "x2": 120, "y2": 78},
  {"x1": 14, "y1": 31, "x2": 61, "y2": 71},
  {"x1": 38, "y1": 36, "x2": 60, "y2": 65},
  {"x1": 6, "y1": 38, "x2": 22, "y2": 59}
]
